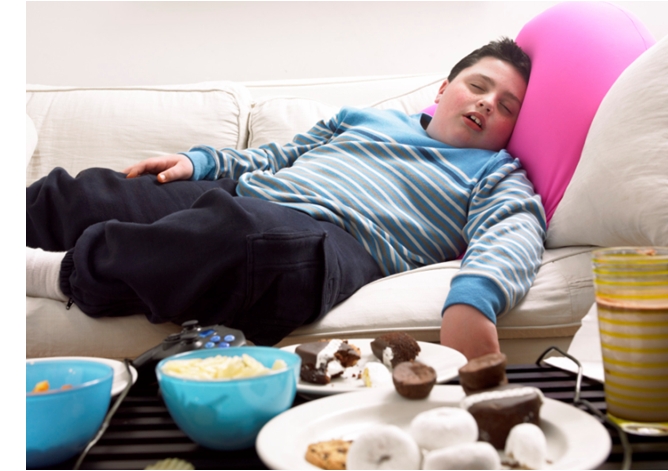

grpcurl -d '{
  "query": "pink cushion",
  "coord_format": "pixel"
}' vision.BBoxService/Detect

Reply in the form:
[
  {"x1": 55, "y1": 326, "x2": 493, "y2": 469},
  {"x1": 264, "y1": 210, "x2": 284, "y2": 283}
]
[
  {"x1": 422, "y1": 104, "x2": 437, "y2": 116},
  {"x1": 423, "y1": 3, "x2": 654, "y2": 223},
  {"x1": 507, "y1": 3, "x2": 654, "y2": 222}
]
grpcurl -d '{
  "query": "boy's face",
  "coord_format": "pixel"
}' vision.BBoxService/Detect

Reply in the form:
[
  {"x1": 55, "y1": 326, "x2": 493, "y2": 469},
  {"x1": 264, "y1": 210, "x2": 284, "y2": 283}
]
[{"x1": 426, "y1": 57, "x2": 527, "y2": 151}]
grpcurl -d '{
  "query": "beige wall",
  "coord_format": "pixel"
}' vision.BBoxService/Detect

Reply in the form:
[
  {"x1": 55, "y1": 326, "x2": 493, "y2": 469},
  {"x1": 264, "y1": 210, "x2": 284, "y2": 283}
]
[{"x1": 27, "y1": 1, "x2": 668, "y2": 87}]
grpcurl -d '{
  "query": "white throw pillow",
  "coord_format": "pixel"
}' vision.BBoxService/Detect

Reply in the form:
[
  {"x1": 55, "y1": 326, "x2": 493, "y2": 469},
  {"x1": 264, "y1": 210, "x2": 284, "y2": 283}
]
[{"x1": 547, "y1": 36, "x2": 668, "y2": 247}]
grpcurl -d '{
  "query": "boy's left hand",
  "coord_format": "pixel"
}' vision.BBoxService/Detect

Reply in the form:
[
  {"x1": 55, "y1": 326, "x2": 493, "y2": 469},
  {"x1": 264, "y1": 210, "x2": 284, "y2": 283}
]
[
  {"x1": 440, "y1": 304, "x2": 500, "y2": 361},
  {"x1": 123, "y1": 154, "x2": 194, "y2": 183}
]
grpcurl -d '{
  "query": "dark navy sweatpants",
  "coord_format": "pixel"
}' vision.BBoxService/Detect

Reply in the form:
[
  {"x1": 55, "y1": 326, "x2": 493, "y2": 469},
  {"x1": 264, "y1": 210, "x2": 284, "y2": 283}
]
[{"x1": 26, "y1": 168, "x2": 382, "y2": 345}]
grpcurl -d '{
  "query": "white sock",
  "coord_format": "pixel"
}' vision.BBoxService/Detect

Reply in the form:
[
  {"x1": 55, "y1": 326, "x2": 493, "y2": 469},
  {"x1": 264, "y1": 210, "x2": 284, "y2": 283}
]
[{"x1": 26, "y1": 247, "x2": 68, "y2": 301}]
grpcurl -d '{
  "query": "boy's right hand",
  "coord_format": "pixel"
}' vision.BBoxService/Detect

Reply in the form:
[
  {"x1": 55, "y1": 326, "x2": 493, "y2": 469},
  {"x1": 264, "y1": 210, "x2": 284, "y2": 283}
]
[{"x1": 123, "y1": 154, "x2": 194, "y2": 183}]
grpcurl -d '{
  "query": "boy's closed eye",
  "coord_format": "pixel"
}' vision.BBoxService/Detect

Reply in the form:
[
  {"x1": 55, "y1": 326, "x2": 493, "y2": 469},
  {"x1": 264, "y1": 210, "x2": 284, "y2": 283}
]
[{"x1": 500, "y1": 102, "x2": 513, "y2": 115}]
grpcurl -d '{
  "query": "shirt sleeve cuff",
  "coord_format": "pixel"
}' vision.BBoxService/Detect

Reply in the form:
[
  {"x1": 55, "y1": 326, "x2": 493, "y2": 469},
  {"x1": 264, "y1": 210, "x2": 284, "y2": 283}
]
[
  {"x1": 181, "y1": 150, "x2": 213, "y2": 181},
  {"x1": 442, "y1": 275, "x2": 506, "y2": 324}
]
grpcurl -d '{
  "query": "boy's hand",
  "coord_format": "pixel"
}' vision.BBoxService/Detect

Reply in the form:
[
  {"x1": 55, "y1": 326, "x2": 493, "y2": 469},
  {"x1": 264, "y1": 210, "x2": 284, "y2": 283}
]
[
  {"x1": 440, "y1": 304, "x2": 500, "y2": 361},
  {"x1": 123, "y1": 154, "x2": 194, "y2": 183}
]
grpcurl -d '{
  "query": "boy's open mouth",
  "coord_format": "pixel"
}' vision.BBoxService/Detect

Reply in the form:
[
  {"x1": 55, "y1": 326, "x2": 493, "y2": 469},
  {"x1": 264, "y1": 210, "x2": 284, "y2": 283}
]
[{"x1": 466, "y1": 114, "x2": 482, "y2": 129}]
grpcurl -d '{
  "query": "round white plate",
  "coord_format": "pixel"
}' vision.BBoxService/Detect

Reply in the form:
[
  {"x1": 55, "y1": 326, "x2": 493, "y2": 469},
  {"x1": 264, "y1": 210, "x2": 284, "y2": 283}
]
[
  {"x1": 257, "y1": 385, "x2": 612, "y2": 470},
  {"x1": 26, "y1": 356, "x2": 138, "y2": 396},
  {"x1": 282, "y1": 339, "x2": 467, "y2": 396}
]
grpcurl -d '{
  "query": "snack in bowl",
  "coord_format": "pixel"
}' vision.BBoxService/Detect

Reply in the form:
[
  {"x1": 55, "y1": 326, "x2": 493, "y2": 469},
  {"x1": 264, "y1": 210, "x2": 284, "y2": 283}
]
[
  {"x1": 370, "y1": 332, "x2": 421, "y2": 369},
  {"x1": 160, "y1": 353, "x2": 286, "y2": 379},
  {"x1": 26, "y1": 359, "x2": 114, "y2": 469},
  {"x1": 31, "y1": 380, "x2": 73, "y2": 393},
  {"x1": 392, "y1": 360, "x2": 437, "y2": 399},
  {"x1": 156, "y1": 347, "x2": 300, "y2": 451},
  {"x1": 295, "y1": 339, "x2": 361, "y2": 384}
]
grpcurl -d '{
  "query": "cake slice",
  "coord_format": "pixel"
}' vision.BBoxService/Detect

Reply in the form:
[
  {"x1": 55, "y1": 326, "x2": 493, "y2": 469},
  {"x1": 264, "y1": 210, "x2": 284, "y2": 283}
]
[
  {"x1": 295, "y1": 339, "x2": 360, "y2": 384},
  {"x1": 460, "y1": 384, "x2": 543, "y2": 449},
  {"x1": 370, "y1": 332, "x2": 420, "y2": 369}
]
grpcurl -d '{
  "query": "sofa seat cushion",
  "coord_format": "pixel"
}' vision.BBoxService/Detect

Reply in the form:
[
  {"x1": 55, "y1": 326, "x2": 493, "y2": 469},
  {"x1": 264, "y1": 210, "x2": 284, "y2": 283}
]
[
  {"x1": 26, "y1": 247, "x2": 594, "y2": 361},
  {"x1": 278, "y1": 246, "x2": 594, "y2": 345},
  {"x1": 26, "y1": 297, "x2": 182, "y2": 361},
  {"x1": 25, "y1": 81, "x2": 253, "y2": 185}
]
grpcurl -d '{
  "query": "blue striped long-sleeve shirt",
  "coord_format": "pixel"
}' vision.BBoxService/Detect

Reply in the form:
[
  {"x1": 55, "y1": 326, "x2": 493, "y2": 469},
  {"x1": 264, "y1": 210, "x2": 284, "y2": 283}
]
[{"x1": 183, "y1": 107, "x2": 546, "y2": 323}]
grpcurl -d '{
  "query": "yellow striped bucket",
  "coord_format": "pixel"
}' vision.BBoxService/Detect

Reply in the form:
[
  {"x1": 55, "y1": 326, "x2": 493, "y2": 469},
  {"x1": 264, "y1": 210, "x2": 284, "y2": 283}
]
[{"x1": 592, "y1": 247, "x2": 668, "y2": 424}]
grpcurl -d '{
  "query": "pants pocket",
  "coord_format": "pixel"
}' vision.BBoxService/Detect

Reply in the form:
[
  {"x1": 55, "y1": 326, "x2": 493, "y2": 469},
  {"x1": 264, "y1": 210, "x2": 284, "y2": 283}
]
[{"x1": 243, "y1": 229, "x2": 333, "y2": 345}]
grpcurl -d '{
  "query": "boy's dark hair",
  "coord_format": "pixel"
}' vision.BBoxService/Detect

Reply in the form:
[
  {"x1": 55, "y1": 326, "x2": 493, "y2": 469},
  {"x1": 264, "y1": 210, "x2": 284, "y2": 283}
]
[{"x1": 448, "y1": 37, "x2": 531, "y2": 85}]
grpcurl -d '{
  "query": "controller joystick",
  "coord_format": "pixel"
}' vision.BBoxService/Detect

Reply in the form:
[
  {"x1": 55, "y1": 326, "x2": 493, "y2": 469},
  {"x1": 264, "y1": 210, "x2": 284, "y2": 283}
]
[{"x1": 132, "y1": 320, "x2": 247, "y2": 379}]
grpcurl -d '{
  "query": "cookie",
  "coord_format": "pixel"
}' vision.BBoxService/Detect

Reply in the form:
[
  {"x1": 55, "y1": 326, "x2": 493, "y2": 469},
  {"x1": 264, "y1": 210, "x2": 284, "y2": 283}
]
[{"x1": 305, "y1": 439, "x2": 352, "y2": 470}]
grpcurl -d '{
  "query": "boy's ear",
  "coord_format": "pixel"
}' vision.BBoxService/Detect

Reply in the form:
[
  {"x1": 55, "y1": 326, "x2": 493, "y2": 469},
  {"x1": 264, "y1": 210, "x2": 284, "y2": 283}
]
[{"x1": 434, "y1": 79, "x2": 449, "y2": 103}]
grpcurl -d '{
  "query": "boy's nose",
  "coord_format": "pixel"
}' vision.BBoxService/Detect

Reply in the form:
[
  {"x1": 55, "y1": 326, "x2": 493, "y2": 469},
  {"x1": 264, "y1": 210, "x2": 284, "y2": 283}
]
[{"x1": 477, "y1": 99, "x2": 492, "y2": 114}]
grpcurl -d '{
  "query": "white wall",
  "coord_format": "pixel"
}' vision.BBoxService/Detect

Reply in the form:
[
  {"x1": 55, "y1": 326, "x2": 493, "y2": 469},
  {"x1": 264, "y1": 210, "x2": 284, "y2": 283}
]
[{"x1": 26, "y1": 1, "x2": 668, "y2": 87}]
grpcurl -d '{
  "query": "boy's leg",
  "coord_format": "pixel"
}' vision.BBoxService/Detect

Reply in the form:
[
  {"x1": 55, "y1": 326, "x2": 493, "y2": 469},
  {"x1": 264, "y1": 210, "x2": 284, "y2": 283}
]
[
  {"x1": 59, "y1": 188, "x2": 381, "y2": 345},
  {"x1": 27, "y1": 167, "x2": 236, "y2": 251}
]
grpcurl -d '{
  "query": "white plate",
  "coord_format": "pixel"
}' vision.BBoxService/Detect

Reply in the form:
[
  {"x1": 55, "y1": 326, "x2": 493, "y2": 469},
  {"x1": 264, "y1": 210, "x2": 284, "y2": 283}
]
[
  {"x1": 282, "y1": 339, "x2": 467, "y2": 396},
  {"x1": 257, "y1": 385, "x2": 612, "y2": 470},
  {"x1": 26, "y1": 356, "x2": 138, "y2": 396}
]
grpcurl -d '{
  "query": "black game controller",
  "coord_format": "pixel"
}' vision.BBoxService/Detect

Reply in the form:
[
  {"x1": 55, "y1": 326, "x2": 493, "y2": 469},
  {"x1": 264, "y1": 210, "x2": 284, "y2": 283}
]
[{"x1": 132, "y1": 320, "x2": 247, "y2": 387}]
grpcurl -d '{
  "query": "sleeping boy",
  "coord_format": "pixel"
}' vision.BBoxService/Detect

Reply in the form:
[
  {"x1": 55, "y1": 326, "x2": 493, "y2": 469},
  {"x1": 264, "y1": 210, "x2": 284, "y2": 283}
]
[{"x1": 27, "y1": 37, "x2": 545, "y2": 360}]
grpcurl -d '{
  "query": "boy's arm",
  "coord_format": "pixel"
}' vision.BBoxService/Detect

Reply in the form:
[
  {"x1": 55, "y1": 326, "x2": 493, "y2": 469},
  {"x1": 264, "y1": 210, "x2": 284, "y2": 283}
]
[
  {"x1": 441, "y1": 158, "x2": 546, "y2": 357},
  {"x1": 441, "y1": 304, "x2": 500, "y2": 360},
  {"x1": 182, "y1": 116, "x2": 339, "y2": 181},
  {"x1": 123, "y1": 115, "x2": 340, "y2": 182}
]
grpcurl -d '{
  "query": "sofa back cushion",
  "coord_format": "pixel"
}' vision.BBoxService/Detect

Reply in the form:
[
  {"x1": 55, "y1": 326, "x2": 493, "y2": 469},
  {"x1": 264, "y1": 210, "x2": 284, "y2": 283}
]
[
  {"x1": 546, "y1": 35, "x2": 668, "y2": 248},
  {"x1": 247, "y1": 77, "x2": 443, "y2": 147},
  {"x1": 25, "y1": 82, "x2": 253, "y2": 185}
]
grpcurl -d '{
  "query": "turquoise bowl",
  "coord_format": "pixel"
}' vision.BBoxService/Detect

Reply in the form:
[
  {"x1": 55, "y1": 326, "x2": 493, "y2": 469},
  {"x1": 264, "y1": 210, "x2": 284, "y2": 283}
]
[
  {"x1": 156, "y1": 347, "x2": 300, "y2": 450},
  {"x1": 26, "y1": 359, "x2": 113, "y2": 469}
]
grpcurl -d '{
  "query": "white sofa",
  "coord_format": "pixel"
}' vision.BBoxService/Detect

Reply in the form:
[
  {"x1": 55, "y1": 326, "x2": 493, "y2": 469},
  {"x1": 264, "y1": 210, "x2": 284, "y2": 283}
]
[{"x1": 26, "y1": 35, "x2": 668, "y2": 364}]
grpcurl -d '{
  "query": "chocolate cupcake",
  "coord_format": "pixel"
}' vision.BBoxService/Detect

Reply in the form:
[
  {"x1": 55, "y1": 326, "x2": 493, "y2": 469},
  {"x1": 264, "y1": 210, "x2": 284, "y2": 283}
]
[
  {"x1": 392, "y1": 360, "x2": 437, "y2": 399},
  {"x1": 458, "y1": 352, "x2": 508, "y2": 395}
]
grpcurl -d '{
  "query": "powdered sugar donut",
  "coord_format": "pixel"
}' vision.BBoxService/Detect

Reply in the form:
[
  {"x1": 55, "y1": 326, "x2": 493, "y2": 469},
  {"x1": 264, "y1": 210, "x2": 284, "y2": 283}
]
[
  {"x1": 346, "y1": 425, "x2": 421, "y2": 470},
  {"x1": 408, "y1": 406, "x2": 478, "y2": 451},
  {"x1": 505, "y1": 423, "x2": 547, "y2": 469},
  {"x1": 422, "y1": 441, "x2": 501, "y2": 470}
]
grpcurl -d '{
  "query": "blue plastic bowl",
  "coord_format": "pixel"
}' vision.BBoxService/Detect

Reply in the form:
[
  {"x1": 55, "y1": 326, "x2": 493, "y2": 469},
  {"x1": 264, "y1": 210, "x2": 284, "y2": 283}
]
[
  {"x1": 26, "y1": 359, "x2": 113, "y2": 469},
  {"x1": 156, "y1": 347, "x2": 300, "y2": 450}
]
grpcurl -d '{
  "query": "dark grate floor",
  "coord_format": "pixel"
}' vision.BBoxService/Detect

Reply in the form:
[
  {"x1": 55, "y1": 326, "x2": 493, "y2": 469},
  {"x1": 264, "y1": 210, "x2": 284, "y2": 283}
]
[{"x1": 48, "y1": 364, "x2": 667, "y2": 470}]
